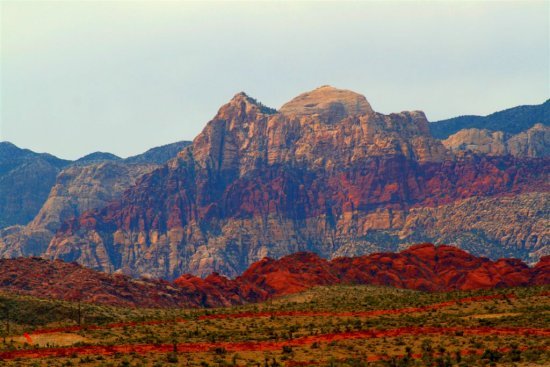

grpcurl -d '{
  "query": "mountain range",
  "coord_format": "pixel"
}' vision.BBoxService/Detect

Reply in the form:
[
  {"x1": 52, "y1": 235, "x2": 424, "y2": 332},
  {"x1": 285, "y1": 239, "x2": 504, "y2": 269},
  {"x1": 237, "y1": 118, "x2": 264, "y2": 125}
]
[
  {"x1": 0, "y1": 141, "x2": 190, "y2": 258},
  {"x1": 430, "y1": 99, "x2": 550, "y2": 138},
  {"x1": 1, "y1": 86, "x2": 548, "y2": 281}
]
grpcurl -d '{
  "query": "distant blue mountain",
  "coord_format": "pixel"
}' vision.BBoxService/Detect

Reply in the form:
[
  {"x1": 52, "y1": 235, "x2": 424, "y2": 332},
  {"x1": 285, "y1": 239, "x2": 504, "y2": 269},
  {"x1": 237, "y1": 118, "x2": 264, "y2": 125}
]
[
  {"x1": 0, "y1": 140, "x2": 190, "y2": 229},
  {"x1": 430, "y1": 99, "x2": 549, "y2": 139}
]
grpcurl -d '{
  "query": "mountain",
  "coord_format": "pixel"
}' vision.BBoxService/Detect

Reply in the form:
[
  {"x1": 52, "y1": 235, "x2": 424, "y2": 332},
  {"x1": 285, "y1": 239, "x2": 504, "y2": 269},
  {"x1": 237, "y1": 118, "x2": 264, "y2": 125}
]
[
  {"x1": 73, "y1": 141, "x2": 192, "y2": 166},
  {"x1": 0, "y1": 141, "x2": 192, "y2": 258},
  {"x1": 0, "y1": 161, "x2": 159, "y2": 257},
  {"x1": 442, "y1": 123, "x2": 549, "y2": 158},
  {"x1": 0, "y1": 142, "x2": 70, "y2": 228},
  {"x1": 430, "y1": 99, "x2": 550, "y2": 139},
  {"x1": 0, "y1": 257, "x2": 214, "y2": 308},
  {"x1": 0, "y1": 244, "x2": 548, "y2": 308},
  {"x1": 125, "y1": 141, "x2": 192, "y2": 164},
  {"x1": 74, "y1": 152, "x2": 122, "y2": 165},
  {"x1": 44, "y1": 86, "x2": 549, "y2": 279}
]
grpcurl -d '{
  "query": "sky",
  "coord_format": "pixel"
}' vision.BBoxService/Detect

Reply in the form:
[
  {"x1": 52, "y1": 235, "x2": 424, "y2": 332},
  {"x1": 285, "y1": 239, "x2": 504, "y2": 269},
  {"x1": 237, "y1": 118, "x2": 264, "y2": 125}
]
[{"x1": 1, "y1": 1, "x2": 548, "y2": 160}]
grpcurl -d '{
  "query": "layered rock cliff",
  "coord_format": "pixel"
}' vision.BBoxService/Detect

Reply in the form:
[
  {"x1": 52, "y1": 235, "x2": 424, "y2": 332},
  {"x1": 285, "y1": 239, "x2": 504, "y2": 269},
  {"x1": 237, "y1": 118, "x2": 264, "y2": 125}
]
[
  {"x1": 45, "y1": 87, "x2": 549, "y2": 279},
  {"x1": 0, "y1": 141, "x2": 191, "y2": 232},
  {"x1": 0, "y1": 140, "x2": 192, "y2": 259},
  {"x1": 0, "y1": 162, "x2": 158, "y2": 258},
  {"x1": 443, "y1": 124, "x2": 549, "y2": 157}
]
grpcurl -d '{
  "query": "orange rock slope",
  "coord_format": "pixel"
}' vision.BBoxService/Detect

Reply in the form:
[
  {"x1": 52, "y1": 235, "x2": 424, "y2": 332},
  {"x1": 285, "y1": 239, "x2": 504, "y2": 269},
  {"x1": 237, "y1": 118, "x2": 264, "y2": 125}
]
[
  {"x1": 234, "y1": 244, "x2": 547, "y2": 295},
  {"x1": 1, "y1": 244, "x2": 545, "y2": 308}
]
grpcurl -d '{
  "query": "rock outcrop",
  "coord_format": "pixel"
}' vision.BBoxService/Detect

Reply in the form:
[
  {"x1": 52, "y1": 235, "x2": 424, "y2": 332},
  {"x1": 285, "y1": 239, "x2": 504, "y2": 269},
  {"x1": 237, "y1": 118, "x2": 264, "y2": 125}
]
[
  {"x1": 0, "y1": 162, "x2": 158, "y2": 258},
  {"x1": 0, "y1": 141, "x2": 193, "y2": 259},
  {"x1": 0, "y1": 257, "x2": 218, "y2": 308},
  {"x1": 0, "y1": 141, "x2": 192, "y2": 233},
  {"x1": 237, "y1": 244, "x2": 547, "y2": 294},
  {"x1": 1, "y1": 245, "x2": 547, "y2": 309},
  {"x1": 443, "y1": 124, "x2": 549, "y2": 158},
  {"x1": 279, "y1": 85, "x2": 374, "y2": 123},
  {"x1": 44, "y1": 87, "x2": 549, "y2": 279}
]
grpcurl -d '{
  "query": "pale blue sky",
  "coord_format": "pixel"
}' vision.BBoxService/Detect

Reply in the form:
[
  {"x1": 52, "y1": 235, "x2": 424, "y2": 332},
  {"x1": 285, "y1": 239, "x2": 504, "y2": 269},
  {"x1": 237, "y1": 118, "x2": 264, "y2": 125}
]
[{"x1": 1, "y1": 1, "x2": 548, "y2": 160}]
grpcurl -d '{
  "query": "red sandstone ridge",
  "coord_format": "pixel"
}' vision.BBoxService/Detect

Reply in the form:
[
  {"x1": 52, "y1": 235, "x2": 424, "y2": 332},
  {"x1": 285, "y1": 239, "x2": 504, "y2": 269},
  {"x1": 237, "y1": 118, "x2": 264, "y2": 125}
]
[
  {"x1": 0, "y1": 257, "x2": 233, "y2": 308},
  {"x1": 0, "y1": 245, "x2": 547, "y2": 308},
  {"x1": 233, "y1": 244, "x2": 546, "y2": 294}
]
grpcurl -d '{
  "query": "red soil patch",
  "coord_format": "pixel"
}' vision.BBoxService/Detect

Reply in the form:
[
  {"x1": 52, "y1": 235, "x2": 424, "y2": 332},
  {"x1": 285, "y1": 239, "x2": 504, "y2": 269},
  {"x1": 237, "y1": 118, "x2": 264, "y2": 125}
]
[
  {"x1": 199, "y1": 294, "x2": 515, "y2": 320},
  {"x1": 2, "y1": 326, "x2": 547, "y2": 360},
  {"x1": 26, "y1": 293, "x2": 517, "y2": 336},
  {"x1": 29, "y1": 318, "x2": 187, "y2": 336}
]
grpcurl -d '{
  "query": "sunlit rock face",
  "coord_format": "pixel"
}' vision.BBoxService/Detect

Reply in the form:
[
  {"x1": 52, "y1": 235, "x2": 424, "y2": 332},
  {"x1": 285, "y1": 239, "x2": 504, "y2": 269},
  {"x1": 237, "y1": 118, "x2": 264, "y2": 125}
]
[
  {"x1": 45, "y1": 87, "x2": 549, "y2": 279},
  {"x1": 443, "y1": 123, "x2": 549, "y2": 158}
]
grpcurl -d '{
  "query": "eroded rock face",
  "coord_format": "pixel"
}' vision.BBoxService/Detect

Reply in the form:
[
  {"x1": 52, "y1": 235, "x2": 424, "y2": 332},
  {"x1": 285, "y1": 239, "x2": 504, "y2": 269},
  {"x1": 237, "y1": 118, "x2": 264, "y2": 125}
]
[
  {"x1": 397, "y1": 192, "x2": 550, "y2": 263},
  {"x1": 443, "y1": 124, "x2": 549, "y2": 158},
  {"x1": 0, "y1": 140, "x2": 193, "y2": 259},
  {"x1": 0, "y1": 162, "x2": 158, "y2": 258},
  {"x1": 45, "y1": 87, "x2": 549, "y2": 279},
  {"x1": 308, "y1": 244, "x2": 538, "y2": 292},
  {"x1": 190, "y1": 243, "x2": 549, "y2": 296},
  {"x1": 279, "y1": 85, "x2": 374, "y2": 123}
]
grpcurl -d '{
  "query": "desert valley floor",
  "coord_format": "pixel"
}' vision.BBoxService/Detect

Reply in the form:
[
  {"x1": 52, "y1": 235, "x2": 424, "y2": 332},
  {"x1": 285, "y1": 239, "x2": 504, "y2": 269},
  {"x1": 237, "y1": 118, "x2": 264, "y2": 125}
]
[{"x1": 0, "y1": 285, "x2": 548, "y2": 366}]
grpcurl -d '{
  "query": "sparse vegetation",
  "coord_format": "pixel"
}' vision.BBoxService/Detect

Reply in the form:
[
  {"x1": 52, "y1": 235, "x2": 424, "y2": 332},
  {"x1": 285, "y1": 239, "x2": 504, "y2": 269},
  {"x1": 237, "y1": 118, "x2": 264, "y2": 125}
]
[{"x1": 0, "y1": 285, "x2": 547, "y2": 366}]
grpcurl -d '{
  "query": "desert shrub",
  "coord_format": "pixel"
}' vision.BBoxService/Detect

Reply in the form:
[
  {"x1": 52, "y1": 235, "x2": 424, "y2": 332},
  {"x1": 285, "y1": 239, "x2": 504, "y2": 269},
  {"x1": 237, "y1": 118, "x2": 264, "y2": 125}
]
[
  {"x1": 166, "y1": 352, "x2": 178, "y2": 363},
  {"x1": 481, "y1": 349, "x2": 502, "y2": 362}
]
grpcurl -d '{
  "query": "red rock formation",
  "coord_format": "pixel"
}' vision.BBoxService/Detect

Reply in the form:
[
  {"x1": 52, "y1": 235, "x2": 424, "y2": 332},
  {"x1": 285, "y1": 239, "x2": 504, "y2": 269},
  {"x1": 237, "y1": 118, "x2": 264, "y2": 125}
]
[
  {"x1": 45, "y1": 87, "x2": 549, "y2": 279},
  {"x1": 0, "y1": 257, "x2": 227, "y2": 308},
  {"x1": 237, "y1": 244, "x2": 543, "y2": 294},
  {"x1": 1, "y1": 245, "x2": 548, "y2": 308}
]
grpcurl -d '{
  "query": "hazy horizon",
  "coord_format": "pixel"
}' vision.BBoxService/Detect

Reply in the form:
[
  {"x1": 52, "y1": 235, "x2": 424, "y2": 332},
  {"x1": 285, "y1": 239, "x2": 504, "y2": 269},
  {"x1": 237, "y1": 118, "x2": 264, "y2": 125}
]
[{"x1": 1, "y1": 1, "x2": 548, "y2": 160}]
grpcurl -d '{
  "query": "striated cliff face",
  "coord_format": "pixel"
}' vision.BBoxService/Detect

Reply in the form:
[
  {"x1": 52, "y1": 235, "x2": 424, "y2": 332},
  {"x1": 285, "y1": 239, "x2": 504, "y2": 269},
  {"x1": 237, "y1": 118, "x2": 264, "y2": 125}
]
[
  {"x1": 443, "y1": 124, "x2": 549, "y2": 158},
  {"x1": 44, "y1": 87, "x2": 549, "y2": 279},
  {"x1": 331, "y1": 192, "x2": 549, "y2": 264},
  {"x1": 0, "y1": 140, "x2": 192, "y2": 259},
  {"x1": 31, "y1": 162, "x2": 158, "y2": 232},
  {"x1": 0, "y1": 162, "x2": 158, "y2": 258}
]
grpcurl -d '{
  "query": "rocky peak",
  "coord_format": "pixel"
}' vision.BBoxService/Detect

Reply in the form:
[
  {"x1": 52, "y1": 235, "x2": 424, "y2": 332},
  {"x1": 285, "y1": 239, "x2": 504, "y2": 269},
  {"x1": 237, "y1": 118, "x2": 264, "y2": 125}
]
[
  {"x1": 192, "y1": 92, "x2": 276, "y2": 173},
  {"x1": 279, "y1": 85, "x2": 374, "y2": 123},
  {"x1": 214, "y1": 92, "x2": 277, "y2": 122}
]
